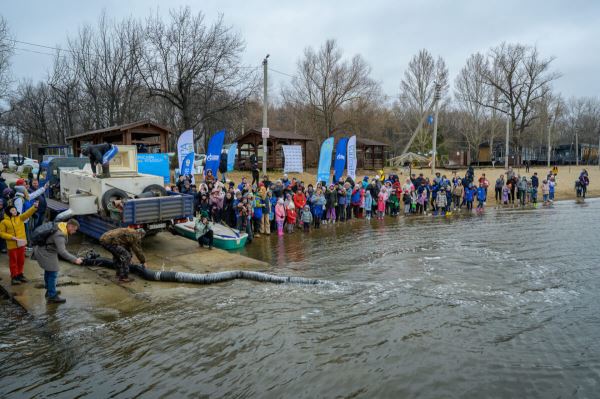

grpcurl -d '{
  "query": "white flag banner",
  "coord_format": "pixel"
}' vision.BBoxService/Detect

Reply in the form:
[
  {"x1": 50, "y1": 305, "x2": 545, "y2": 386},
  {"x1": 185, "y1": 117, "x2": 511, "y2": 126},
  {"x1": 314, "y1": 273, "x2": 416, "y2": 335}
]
[
  {"x1": 282, "y1": 145, "x2": 303, "y2": 173},
  {"x1": 347, "y1": 135, "x2": 357, "y2": 180}
]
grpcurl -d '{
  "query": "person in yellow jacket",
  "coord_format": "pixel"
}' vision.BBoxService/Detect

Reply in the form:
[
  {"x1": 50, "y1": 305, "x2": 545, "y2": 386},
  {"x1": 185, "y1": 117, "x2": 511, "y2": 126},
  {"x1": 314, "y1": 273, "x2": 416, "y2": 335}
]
[{"x1": 0, "y1": 202, "x2": 38, "y2": 285}]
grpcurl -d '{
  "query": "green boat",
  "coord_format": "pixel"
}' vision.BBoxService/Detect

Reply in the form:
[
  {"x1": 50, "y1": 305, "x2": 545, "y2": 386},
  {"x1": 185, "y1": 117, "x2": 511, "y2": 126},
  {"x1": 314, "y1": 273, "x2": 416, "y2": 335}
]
[{"x1": 173, "y1": 219, "x2": 249, "y2": 250}]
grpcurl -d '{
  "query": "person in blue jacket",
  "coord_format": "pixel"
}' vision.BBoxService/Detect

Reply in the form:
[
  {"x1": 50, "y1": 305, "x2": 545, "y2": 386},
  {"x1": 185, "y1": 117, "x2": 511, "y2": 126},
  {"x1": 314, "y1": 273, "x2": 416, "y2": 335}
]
[
  {"x1": 476, "y1": 183, "x2": 487, "y2": 212},
  {"x1": 465, "y1": 183, "x2": 476, "y2": 212}
]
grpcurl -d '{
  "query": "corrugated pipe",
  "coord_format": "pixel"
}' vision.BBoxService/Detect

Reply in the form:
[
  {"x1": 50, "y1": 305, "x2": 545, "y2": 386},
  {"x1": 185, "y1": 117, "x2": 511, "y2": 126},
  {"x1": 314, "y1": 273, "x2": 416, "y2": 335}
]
[{"x1": 82, "y1": 255, "x2": 329, "y2": 286}]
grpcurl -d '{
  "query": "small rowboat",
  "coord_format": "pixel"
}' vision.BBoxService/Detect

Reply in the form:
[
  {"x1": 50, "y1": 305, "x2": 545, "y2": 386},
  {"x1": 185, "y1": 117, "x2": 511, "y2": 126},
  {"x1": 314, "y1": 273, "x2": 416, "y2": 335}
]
[{"x1": 173, "y1": 219, "x2": 248, "y2": 250}]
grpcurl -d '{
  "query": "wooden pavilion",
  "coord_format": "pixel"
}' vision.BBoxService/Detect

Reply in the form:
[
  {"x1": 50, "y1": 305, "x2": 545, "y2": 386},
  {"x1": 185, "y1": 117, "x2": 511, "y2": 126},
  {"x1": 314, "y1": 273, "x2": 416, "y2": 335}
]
[
  {"x1": 234, "y1": 129, "x2": 313, "y2": 170},
  {"x1": 66, "y1": 120, "x2": 172, "y2": 155},
  {"x1": 356, "y1": 137, "x2": 389, "y2": 170}
]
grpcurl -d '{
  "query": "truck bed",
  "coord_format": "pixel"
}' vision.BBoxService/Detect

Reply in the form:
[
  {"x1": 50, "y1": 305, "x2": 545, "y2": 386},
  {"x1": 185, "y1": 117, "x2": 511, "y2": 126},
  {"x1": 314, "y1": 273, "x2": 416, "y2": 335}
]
[
  {"x1": 48, "y1": 193, "x2": 195, "y2": 240},
  {"x1": 122, "y1": 193, "x2": 194, "y2": 224}
]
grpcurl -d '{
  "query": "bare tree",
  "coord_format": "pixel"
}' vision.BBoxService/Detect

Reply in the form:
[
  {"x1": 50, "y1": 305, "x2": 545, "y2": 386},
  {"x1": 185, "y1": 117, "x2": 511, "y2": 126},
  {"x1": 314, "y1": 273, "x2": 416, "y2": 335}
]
[
  {"x1": 68, "y1": 12, "x2": 145, "y2": 129},
  {"x1": 398, "y1": 49, "x2": 448, "y2": 153},
  {"x1": 455, "y1": 52, "x2": 490, "y2": 164},
  {"x1": 9, "y1": 81, "x2": 53, "y2": 145},
  {"x1": 0, "y1": 15, "x2": 14, "y2": 103},
  {"x1": 49, "y1": 51, "x2": 80, "y2": 141},
  {"x1": 284, "y1": 39, "x2": 379, "y2": 139},
  {"x1": 137, "y1": 7, "x2": 257, "y2": 146},
  {"x1": 477, "y1": 43, "x2": 560, "y2": 158}
]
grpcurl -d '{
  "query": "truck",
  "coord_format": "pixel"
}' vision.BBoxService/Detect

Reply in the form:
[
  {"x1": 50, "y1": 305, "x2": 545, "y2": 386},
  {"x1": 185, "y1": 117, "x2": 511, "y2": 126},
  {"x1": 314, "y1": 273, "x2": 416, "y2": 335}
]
[{"x1": 39, "y1": 146, "x2": 194, "y2": 240}]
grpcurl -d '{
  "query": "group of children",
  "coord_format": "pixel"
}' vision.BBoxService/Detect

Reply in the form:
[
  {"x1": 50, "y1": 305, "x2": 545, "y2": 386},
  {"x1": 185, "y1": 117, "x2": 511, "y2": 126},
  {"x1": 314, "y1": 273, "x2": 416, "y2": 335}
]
[
  {"x1": 166, "y1": 165, "x2": 592, "y2": 242},
  {"x1": 171, "y1": 165, "x2": 569, "y2": 241}
]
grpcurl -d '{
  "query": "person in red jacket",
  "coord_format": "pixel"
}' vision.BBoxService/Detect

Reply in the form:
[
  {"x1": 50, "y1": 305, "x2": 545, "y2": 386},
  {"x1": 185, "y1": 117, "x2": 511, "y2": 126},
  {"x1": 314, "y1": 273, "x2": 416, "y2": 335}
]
[
  {"x1": 293, "y1": 189, "x2": 306, "y2": 227},
  {"x1": 286, "y1": 202, "x2": 297, "y2": 233}
]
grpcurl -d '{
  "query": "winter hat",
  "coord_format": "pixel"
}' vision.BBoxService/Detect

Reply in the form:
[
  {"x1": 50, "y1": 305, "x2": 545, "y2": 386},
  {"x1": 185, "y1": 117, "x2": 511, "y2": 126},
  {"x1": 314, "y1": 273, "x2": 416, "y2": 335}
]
[
  {"x1": 3, "y1": 188, "x2": 13, "y2": 197},
  {"x1": 277, "y1": 198, "x2": 284, "y2": 204},
  {"x1": 15, "y1": 178, "x2": 25, "y2": 186}
]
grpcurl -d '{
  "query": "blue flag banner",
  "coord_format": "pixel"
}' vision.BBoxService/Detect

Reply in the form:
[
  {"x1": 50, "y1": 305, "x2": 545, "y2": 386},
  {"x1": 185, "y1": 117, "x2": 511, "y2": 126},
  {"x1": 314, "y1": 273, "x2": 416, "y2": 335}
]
[
  {"x1": 317, "y1": 137, "x2": 334, "y2": 185},
  {"x1": 205, "y1": 130, "x2": 226, "y2": 176},
  {"x1": 227, "y1": 142, "x2": 238, "y2": 172},
  {"x1": 137, "y1": 153, "x2": 170, "y2": 184},
  {"x1": 333, "y1": 137, "x2": 348, "y2": 183},
  {"x1": 181, "y1": 152, "x2": 195, "y2": 178}
]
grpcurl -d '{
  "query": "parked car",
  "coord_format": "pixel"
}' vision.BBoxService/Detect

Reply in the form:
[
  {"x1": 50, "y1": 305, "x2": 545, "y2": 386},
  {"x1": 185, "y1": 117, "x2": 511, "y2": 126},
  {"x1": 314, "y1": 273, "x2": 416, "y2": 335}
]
[{"x1": 8, "y1": 154, "x2": 39, "y2": 171}]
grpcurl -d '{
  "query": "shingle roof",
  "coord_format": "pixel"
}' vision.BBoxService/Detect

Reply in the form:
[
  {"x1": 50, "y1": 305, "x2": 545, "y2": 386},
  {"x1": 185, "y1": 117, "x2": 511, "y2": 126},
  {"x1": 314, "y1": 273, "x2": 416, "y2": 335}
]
[
  {"x1": 66, "y1": 120, "x2": 172, "y2": 140},
  {"x1": 237, "y1": 129, "x2": 313, "y2": 142}
]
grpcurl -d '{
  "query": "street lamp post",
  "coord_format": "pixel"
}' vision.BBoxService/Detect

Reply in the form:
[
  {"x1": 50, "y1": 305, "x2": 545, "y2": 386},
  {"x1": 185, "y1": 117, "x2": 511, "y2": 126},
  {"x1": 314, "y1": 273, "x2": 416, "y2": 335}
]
[
  {"x1": 262, "y1": 54, "x2": 269, "y2": 176},
  {"x1": 547, "y1": 115, "x2": 552, "y2": 168},
  {"x1": 505, "y1": 112, "x2": 510, "y2": 169},
  {"x1": 431, "y1": 83, "x2": 442, "y2": 176}
]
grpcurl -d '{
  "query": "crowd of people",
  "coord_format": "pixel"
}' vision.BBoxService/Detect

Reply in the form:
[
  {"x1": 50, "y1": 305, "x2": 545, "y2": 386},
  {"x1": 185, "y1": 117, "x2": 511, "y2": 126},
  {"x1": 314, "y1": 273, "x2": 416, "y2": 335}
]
[
  {"x1": 0, "y1": 164, "x2": 591, "y2": 304},
  {"x1": 167, "y1": 165, "x2": 590, "y2": 242}
]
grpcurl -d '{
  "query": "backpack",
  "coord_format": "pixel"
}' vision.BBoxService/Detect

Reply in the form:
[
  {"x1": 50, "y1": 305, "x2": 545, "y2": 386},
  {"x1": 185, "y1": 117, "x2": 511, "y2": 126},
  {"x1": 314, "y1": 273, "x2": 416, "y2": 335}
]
[{"x1": 31, "y1": 222, "x2": 59, "y2": 247}]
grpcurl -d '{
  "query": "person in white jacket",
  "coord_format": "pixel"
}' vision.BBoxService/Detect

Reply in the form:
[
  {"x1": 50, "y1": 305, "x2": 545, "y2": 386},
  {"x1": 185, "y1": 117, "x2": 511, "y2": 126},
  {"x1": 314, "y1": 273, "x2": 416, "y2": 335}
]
[{"x1": 13, "y1": 179, "x2": 47, "y2": 214}]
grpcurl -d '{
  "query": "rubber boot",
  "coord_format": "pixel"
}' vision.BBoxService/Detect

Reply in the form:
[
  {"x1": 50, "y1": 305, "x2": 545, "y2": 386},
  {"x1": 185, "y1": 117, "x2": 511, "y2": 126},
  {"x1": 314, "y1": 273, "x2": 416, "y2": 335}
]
[{"x1": 47, "y1": 296, "x2": 66, "y2": 304}]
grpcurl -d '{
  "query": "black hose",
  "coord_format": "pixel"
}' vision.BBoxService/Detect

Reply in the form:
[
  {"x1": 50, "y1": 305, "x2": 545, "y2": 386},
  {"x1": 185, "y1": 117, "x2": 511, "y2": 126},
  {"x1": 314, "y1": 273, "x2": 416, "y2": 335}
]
[{"x1": 82, "y1": 255, "x2": 329, "y2": 286}]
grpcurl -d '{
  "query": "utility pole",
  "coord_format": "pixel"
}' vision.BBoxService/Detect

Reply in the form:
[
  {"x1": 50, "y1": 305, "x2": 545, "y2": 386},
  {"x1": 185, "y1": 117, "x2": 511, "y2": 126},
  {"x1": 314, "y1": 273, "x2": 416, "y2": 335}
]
[
  {"x1": 505, "y1": 113, "x2": 510, "y2": 169},
  {"x1": 547, "y1": 116, "x2": 552, "y2": 167},
  {"x1": 575, "y1": 130, "x2": 579, "y2": 166},
  {"x1": 262, "y1": 54, "x2": 270, "y2": 176},
  {"x1": 431, "y1": 83, "x2": 442, "y2": 176}
]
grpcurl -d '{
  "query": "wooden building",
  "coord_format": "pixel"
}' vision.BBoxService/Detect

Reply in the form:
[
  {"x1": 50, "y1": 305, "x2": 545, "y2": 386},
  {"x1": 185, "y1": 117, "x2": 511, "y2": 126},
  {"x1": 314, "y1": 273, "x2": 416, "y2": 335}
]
[
  {"x1": 356, "y1": 137, "x2": 389, "y2": 170},
  {"x1": 66, "y1": 120, "x2": 172, "y2": 155},
  {"x1": 234, "y1": 129, "x2": 312, "y2": 170}
]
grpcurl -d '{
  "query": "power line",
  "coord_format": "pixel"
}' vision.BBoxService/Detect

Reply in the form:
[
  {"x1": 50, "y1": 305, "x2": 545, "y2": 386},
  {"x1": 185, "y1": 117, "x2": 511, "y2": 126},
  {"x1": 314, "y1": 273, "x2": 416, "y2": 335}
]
[
  {"x1": 10, "y1": 39, "x2": 72, "y2": 54},
  {"x1": 13, "y1": 46, "x2": 60, "y2": 57},
  {"x1": 269, "y1": 67, "x2": 295, "y2": 79}
]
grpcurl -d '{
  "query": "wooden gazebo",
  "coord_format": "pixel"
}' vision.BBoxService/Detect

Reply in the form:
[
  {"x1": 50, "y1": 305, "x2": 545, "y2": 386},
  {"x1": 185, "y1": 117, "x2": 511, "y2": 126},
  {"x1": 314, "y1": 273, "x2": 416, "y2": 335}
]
[
  {"x1": 356, "y1": 137, "x2": 389, "y2": 170},
  {"x1": 234, "y1": 129, "x2": 313, "y2": 170},
  {"x1": 66, "y1": 120, "x2": 172, "y2": 155}
]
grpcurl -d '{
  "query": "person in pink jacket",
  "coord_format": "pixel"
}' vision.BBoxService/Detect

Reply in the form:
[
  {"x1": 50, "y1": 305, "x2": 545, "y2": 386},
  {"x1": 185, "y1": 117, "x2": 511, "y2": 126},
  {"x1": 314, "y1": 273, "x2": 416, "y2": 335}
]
[
  {"x1": 377, "y1": 192, "x2": 386, "y2": 220},
  {"x1": 275, "y1": 198, "x2": 286, "y2": 236}
]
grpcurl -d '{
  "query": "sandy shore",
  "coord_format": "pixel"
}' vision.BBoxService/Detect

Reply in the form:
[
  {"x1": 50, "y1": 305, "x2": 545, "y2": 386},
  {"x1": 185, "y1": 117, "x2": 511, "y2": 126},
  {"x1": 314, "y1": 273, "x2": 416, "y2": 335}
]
[{"x1": 225, "y1": 165, "x2": 596, "y2": 201}]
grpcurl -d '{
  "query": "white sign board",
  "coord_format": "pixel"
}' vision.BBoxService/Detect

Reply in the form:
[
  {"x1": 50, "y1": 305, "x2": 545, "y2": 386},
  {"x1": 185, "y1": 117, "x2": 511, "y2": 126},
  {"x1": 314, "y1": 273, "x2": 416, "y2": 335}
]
[
  {"x1": 282, "y1": 145, "x2": 303, "y2": 173},
  {"x1": 261, "y1": 127, "x2": 270, "y2": 139}
]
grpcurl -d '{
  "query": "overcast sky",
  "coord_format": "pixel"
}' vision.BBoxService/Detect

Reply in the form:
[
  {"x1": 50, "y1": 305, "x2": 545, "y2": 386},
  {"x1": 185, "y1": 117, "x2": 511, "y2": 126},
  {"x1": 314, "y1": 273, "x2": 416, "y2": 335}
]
[{"x1": 3, "y1": 0, "x2": 599, "y2": 100}]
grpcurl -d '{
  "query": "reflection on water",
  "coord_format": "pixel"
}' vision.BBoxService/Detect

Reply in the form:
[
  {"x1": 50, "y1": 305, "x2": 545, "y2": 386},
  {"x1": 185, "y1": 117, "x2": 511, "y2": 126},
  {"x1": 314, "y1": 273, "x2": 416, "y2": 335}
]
[{"x1": 2, "y1": 200, "x2": 600, "y2": 398}]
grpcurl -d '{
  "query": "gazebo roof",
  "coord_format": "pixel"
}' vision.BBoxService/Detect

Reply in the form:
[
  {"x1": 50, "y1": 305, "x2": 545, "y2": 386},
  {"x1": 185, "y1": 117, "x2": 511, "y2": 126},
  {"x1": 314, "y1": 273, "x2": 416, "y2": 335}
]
[
  {"x1": 66, "y1": 120, "x2": 172, "y2": 141},
  {"x1": 356, "y1": 137, "x2": 390, "y2": 146},
  {"x1": 236, "y1": 128, "x2": 313, "y2": 142}
]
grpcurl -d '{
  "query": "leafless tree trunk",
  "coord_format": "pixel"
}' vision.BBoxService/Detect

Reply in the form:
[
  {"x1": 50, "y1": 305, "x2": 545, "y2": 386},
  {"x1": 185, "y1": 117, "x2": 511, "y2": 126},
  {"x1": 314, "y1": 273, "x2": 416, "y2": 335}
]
[
  {"x1": 398, "y1": 49, "x2": 448, "y2": 153},
  {"x1": 137, "y1": 7, "x2": 257, "y2": 142},
  {"x1": 0, "y1": 16, "x2": 13, "y2": 102},
  {"x1": 284, "y1": 39, "x2": 379, "y2": 141},
  {"x1": 455, "y1": 52, "x2": 490, "y2": 164},
  {"x1": 475, "y1": 43, "x2": 560, "y2": 162}
]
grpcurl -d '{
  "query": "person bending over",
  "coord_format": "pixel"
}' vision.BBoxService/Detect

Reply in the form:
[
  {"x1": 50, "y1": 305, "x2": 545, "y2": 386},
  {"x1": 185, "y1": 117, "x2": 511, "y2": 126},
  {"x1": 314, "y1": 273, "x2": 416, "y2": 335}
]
[
  {"x1": 81, "y1": 143, "x2": 117, "y2": 178},
  {"x1": 99, "y1": 227, "x2": 146, "y2": 283}
]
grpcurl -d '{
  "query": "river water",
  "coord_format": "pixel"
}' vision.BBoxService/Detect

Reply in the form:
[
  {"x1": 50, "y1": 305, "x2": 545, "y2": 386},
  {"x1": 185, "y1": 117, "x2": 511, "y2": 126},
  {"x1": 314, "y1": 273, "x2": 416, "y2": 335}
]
[{"x1": 1, "y1": 200, "x2": 600, "y2": 398}]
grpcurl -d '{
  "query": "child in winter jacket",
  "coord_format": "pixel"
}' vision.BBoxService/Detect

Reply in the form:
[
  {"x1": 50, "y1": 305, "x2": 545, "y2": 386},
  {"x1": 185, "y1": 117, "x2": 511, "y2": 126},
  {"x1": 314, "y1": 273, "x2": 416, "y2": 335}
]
[
  {"x1": 275, "y1": 198, "x2": 286, "y2": 236},
  {"x1": 465, "y1": 184, "x2": 476, "y2": 211},
  {"x1": 476, "y1": 184, "x2": 487, "y2": 212},
  {"x1": 301, "y1": 205, "x2": 313, "y2": 232},
  {"x1": 377, "y1": 192, "x2": 386, "y2": 220},
  {"x1": 364, "y1": 190, "x2": 373, "y2": 219},
  {"x1": 436, "y1": 187, "x2": 447, "y2": 214},
  {"x1": 402, "y1": 190, "x2": 411, "y2": 215},
  {"x1": 286, "y1": 203, "x2": 297, "y2": 233}
]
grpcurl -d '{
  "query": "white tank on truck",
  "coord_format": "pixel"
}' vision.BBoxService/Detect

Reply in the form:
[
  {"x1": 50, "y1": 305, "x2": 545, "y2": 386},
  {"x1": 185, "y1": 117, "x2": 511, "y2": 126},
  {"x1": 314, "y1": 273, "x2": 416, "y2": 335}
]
[{"x1": 59, "y1": 145, "x2": 167, "y2": 213}]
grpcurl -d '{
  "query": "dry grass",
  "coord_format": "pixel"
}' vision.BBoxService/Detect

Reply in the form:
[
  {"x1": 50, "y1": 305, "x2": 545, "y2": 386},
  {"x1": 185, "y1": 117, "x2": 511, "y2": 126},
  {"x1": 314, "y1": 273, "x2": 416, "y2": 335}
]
[{"x1": 226, "y1": 165, "x2": 597, "y2": 200}]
